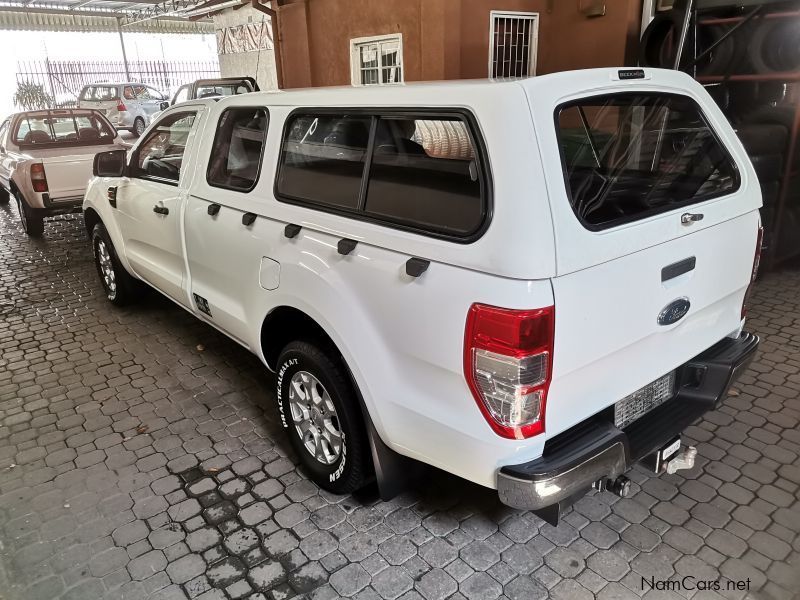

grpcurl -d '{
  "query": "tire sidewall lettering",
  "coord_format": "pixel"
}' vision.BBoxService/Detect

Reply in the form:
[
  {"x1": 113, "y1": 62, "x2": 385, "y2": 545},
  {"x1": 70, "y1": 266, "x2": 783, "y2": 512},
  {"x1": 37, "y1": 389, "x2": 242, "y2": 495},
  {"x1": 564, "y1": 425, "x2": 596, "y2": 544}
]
[
  {"x1": 276, "y1": 357, "x2": 298, "y2": 429},
  {"x1": 330, "y1": 433, "x2": 346, "y2": 482}
]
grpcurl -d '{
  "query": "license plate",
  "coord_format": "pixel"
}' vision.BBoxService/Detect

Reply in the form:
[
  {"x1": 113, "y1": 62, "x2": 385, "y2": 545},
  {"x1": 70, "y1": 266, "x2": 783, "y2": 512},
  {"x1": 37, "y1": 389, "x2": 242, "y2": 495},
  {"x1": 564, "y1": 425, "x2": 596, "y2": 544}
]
[{"x1": 614, "y1": 371, "x2": 676, "y2": 429}]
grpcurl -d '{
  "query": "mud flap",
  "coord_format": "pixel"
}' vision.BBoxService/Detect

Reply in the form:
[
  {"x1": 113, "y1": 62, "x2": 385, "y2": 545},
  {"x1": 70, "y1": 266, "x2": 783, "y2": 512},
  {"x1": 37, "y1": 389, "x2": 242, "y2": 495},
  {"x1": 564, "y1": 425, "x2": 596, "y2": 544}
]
[{"x1": 363, "y1": 410, "x2": 425, "y2": 501}]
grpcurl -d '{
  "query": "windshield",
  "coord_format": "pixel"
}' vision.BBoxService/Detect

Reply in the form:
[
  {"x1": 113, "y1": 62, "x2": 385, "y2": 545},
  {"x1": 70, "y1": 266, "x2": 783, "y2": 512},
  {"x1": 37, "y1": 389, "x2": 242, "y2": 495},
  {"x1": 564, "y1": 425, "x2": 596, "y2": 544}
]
[
  {"x1": 557, "y1": 92, "x2": 739, "y2": 230},
  {"x1": 14, "y1": 113, "x2": 116, "y2": 147}
]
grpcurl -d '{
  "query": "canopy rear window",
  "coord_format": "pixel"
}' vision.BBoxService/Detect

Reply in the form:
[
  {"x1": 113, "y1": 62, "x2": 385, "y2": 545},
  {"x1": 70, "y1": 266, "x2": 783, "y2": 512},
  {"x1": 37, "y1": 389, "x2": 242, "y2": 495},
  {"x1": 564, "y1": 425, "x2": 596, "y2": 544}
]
[
  {"x1": 14, "y1": 112, "x2": 116, "y2": 147},
  {"x1": 556, "y1": 92, "x2": 739, "y2": 230},
  {"x1": 81, "y1": 86, "x2": 118, "y2": 101}
]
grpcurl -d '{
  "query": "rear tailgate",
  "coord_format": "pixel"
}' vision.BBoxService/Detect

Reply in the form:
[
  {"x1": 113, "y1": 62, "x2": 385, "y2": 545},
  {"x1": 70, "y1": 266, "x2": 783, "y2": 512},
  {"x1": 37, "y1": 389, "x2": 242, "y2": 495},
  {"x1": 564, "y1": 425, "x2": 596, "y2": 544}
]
[
  {"x1": 41, "y1": 147, "x2": 113, "y2": 200},
  {"x1": 521, "y1": 69, "x2": 762, "y2": 437}
]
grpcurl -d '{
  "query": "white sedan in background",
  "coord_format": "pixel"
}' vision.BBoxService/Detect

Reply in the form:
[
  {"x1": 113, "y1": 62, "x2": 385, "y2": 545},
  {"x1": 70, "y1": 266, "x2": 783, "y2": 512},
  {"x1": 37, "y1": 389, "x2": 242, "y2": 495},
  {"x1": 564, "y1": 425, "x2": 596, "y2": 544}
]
[{"x1": 0, "y1": 108, "x2": 126, "y2": 237}]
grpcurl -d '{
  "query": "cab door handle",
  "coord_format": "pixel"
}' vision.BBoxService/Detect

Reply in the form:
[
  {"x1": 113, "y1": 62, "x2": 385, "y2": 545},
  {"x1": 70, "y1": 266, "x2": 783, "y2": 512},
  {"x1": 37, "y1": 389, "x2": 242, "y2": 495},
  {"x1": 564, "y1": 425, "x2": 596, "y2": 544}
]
[{"x1": 153, "y1": 205, "x2": 169, "y2": 215}]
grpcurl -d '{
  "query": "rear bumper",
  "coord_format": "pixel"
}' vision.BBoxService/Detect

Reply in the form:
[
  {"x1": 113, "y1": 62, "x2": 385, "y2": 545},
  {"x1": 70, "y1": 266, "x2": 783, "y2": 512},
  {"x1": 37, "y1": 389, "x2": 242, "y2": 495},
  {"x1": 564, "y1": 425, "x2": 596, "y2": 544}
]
[
  {"x1": 29, "y1": 194, "x2": 83, "y2": 217},
  {"x1": 497, "y1": 332, "x2": 759, "y2": 513}
]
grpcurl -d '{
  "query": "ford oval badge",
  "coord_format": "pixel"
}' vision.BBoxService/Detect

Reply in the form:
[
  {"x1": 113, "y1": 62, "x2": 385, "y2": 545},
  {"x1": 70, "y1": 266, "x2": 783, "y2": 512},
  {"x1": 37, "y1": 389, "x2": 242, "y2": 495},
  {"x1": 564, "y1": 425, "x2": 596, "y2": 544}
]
[{"x1": 658, "y1": 298, "x2": 691, "y2": 326}]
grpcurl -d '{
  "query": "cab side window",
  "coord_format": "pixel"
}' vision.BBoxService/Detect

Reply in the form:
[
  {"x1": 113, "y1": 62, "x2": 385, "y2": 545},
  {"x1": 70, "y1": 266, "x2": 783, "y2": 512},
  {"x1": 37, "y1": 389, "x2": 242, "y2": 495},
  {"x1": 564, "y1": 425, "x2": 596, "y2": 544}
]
[
  {"x1": 207, "y1": 107, "x2": 268, "y2": 192},
  {"x1": 133, "y1": 111, "x2": 197, "y2": 184},
  {"x1": 173, "y1": 86, "x2": 190, "y2": 105}
]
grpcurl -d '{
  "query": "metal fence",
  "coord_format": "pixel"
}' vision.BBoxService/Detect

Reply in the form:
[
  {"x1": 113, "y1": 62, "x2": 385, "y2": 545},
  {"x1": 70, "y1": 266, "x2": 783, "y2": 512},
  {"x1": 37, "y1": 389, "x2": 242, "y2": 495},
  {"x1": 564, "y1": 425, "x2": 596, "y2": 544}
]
[{"x1": 15, "y1": 59, "x2": 220, "y2": 107}]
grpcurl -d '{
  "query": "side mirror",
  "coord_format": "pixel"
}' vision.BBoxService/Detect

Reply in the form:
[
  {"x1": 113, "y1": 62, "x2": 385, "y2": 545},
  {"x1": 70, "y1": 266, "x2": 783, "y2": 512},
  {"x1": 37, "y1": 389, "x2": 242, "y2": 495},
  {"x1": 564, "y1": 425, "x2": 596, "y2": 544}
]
[
  {"x1": 94, "y1": 149, "x2": 127, "y2": 177},
  {"x1": 160, "y1": 101, "x2": 169, "y2": 111}
]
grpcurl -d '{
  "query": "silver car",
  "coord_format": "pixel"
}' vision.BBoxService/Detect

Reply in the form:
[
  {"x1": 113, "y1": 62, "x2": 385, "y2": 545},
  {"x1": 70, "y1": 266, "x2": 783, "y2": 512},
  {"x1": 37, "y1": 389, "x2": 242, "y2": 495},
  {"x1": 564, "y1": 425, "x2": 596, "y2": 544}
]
[{"x1": 77, "y1": 83, "x2": 168, "y2": 137}]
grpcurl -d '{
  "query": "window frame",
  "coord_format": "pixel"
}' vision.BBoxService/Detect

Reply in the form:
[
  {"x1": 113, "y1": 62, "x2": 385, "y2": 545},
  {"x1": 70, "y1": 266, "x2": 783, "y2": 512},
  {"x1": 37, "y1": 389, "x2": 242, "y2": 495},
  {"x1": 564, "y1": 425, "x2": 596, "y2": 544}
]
[
  {"x1": 488, "y1": 11, "x2": 540, "y2": 79},
  {"x1": 0, "y1": 120, "x2": 10, "y2": 148},
  {"x1": 11, "y1": 111, "x2": 117, "y2": 150},
  {"x1": 350, "y1": 34, "x2": 404, "y2": 86},
  {"x1": 206, "y1": 106, "x2": 270, "y2": 194},
  {"x1": 130, "y1": 109, "x2": 199, "y2": 187},
  {"x1": 274, "y1": 107, "x2": 493, "y2": 244},
  {"x1": 553, "y1": 91, "x2": 742, "y2": 232}
]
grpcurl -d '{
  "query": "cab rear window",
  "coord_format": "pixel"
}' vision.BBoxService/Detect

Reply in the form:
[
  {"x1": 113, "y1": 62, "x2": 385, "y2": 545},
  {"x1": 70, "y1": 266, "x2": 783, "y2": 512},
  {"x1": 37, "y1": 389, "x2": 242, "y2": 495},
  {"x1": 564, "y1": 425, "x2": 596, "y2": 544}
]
[
  {"x1": 14, "y1": 113, "x2": 115, "y2": 147},
  {"x1": 556, "y1": 92, "x2": 739, "y2": 230}
]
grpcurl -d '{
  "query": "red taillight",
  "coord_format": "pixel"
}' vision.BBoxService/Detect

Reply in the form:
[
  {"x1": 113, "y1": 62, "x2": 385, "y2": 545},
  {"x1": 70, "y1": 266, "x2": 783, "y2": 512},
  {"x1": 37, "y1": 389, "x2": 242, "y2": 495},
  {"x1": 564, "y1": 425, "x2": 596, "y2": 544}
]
[
  {"x1": 116, "y1": 99, "x2": 127, "y2": 112},
  {"x1": 30, "y1": 163, "x2": 48, "y2": 193},
  {"x1": 464, "y1": 304, "x2": 555, "y2": 439},
  {"x1": 741, "y1": 225, "x2": 764, "y2": 319}
]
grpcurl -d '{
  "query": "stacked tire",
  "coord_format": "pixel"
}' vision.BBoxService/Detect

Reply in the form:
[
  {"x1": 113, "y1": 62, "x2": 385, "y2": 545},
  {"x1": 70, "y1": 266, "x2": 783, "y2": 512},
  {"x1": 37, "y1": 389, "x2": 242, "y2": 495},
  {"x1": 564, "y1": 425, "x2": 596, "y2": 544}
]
[
  {"x1": 640, "y1": 5, "x2": 800, "y2": 262},
  {"x1": 639, "y1": 10, "x2": 737, "y2": 75},
  {"x1": 640, "y1": 9, "x2": 800, "y2": 76},
  {"x1": 735, "y1": 117, "x2": 788, "y2": 247}
]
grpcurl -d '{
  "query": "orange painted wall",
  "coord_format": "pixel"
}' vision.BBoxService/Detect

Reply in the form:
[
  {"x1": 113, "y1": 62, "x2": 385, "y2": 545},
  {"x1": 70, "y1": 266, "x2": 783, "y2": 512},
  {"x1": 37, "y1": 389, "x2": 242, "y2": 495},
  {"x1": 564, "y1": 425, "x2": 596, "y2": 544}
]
[{"x1": 276, "y1": 0, "x2": 643, "y2": 88}]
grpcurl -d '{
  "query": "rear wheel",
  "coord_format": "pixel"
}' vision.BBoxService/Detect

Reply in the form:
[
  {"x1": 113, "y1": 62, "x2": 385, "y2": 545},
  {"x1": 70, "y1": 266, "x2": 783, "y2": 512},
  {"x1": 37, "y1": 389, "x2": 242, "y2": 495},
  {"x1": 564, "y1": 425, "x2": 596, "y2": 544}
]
[
  {"x1": 16, "y1": 193, "x2": 43, "y2": 237},
  {"x1": 92, "y1": 222, "x2": 141, "y2": 305},
  {"x1": 276, "y1": 341, "x2": 371, "y2": 495},
  {"x1": 133, "y1": 117, "x2": 146, "y2": 137}
]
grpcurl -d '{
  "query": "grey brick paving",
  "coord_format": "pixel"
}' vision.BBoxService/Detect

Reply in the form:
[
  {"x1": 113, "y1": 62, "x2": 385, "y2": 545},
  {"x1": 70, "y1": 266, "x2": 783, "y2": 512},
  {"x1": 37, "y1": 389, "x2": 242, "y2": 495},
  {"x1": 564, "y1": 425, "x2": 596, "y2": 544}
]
[{"x1": 0, "y1": 213, "x2": 799, "y2": 600}]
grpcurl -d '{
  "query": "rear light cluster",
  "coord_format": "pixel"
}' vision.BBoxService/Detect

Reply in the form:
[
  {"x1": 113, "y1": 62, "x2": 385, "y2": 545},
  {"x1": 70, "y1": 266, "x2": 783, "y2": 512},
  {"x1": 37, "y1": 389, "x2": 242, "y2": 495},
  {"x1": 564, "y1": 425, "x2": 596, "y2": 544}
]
[
  {"x1": 464, "y1": 304, "x2": 555, "y2": 439},
  {"x1": 30, "y1": 163, "x2": 48, "y2": 193},
  {"x1": 741, "y1": 225, "x2": 764, "y2": 319}
]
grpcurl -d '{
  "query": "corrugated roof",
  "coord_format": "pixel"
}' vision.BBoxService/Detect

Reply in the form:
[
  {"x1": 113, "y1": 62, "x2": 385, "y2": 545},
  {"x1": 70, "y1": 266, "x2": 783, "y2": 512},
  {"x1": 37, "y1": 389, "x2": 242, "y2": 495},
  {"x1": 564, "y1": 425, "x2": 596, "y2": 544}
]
[
  {"x1": 0, "y1": 9, "x2": 213, "y2": 33},
  {"x1": 0, "y1": 0, "x2": 217, "y2": 33}
]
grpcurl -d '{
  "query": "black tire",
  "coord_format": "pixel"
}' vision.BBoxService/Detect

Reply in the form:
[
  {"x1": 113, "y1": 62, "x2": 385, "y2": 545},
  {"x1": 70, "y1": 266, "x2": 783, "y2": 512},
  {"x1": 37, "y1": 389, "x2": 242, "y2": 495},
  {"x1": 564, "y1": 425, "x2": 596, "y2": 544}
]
[
  {"x1": 639, "y1": 13, "x2": 735, "y2": 75},
  {"x1": 735, "y1": 124, "x2": 789, "y2": 156},
  {"x1": 749, "y1": 20, "x2": 800, "y2": 74},
  {"x1": 91, "y1": 222, "x2": 142, "y2": 306},
  {"x1": 639, "y1": 12, "x2": 684, "y2": 68},
  {"x1": 749, "y1": 154, "x2": 784, "y2": 183},
  {"x1": 133, "y1": 117, "x2": 146, "y2": 137},
  {"x1": 276, "y1": 341, "x2": 370, "y2": 495},
  {"x1": 0, "y1": 187, "x2": 9, "y2": 205},
  {"x1": 15, "y1": 193, "x2": 43, "y2": 237}
]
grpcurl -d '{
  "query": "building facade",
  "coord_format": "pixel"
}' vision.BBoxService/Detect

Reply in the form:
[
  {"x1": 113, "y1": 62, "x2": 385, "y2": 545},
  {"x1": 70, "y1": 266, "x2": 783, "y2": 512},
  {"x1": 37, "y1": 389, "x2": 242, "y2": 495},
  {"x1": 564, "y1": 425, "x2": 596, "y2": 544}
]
[{"x1": 215, "y1": 0, "x2": 643, "y2": 89}]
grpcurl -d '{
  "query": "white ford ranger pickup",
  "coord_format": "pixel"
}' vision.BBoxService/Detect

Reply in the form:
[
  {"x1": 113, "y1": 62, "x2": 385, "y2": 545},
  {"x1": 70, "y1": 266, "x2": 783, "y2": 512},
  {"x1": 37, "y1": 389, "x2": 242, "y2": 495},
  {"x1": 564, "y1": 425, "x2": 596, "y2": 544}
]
[
  {"x1": 83, "y1": 68, "x2": 761, "y2": 524},
  {"x1": 0, "y1": 109, "x2": 126, "y2": 237}
]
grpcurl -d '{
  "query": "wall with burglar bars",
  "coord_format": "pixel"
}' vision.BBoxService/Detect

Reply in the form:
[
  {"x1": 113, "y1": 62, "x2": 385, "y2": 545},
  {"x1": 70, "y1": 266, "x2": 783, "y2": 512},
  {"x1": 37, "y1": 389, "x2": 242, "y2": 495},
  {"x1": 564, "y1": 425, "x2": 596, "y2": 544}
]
[{"x1": 14, "y1": 59, "x2": 220, "y2": 108}]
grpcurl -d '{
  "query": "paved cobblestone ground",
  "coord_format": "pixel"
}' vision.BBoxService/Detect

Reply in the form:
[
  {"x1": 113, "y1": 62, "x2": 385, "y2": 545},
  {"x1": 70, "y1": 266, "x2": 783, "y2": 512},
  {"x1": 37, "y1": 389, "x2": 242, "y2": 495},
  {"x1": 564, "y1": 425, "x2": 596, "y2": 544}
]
[{"x1": 0, "y1": 208, "x2": 799, "y2": 600}]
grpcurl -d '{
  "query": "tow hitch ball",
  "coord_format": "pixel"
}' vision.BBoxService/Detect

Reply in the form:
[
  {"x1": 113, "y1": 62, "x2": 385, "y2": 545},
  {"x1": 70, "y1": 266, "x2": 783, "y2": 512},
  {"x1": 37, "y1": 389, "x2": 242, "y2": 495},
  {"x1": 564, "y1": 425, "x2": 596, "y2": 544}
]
[
  {"x1": 593, "y1": 475, "x2": 631, "y2": 497},
  {"x1": 665, "y1": 446, "x2": 698, "y2": 474}
]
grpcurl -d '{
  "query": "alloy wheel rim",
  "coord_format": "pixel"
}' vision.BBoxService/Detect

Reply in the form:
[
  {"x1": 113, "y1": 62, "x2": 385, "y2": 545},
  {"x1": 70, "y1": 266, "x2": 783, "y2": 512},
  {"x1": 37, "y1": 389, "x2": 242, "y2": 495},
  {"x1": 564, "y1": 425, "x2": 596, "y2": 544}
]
[
  {"x1": 288, "y1": 370, "x2": 343, "y2": 465},
  {"x1": 95, "y1": 239, "x2": 117, "y2": 298}
]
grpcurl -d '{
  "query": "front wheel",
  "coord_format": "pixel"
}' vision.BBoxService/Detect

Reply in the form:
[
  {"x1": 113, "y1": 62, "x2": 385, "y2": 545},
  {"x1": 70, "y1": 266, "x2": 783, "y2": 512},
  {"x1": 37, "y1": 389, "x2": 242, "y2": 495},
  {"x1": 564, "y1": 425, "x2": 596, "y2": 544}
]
[
  {"x1": 16, "y1": 194, "x2": 43, "y2": 237},
  {"x1": 92, "y1": 223, "x2": 142, "y2": 306},
  {"x1": 276, "y1": 341, "x2": 371, "y2": 495}
]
